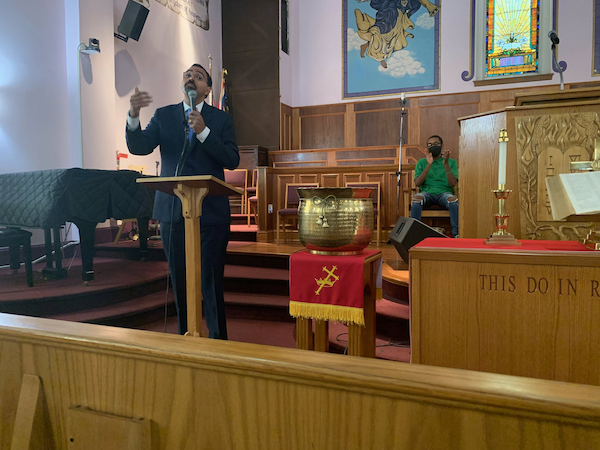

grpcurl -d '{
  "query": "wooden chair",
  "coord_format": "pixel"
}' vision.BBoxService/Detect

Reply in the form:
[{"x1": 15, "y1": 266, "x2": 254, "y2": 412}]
[
  {"x1": 246, "y1": 169, "x2": 258, "y2": 226},
  {"x1": 407, "y1": 171, "x2": 457, "y2": 234},
  {"x1": 345, "y1": 181, "x2": 381, "y2": 245},
  {"x1": 224, "y1": 169, "x2": 248, "y2": 215},
  {"x1": 276, "y1": 183, "x2": 319, "y2": 244}
]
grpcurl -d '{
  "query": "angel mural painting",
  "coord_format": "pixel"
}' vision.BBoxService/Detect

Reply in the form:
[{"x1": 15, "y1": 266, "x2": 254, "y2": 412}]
[{"x1": 355, "y1": 0, "x2": 440, "y2": 68}]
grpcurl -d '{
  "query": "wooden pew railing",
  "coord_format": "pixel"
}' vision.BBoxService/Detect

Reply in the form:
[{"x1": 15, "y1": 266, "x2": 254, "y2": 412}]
[{"x1": 2, "y1": 314, "x2": 600, "y2": 449}]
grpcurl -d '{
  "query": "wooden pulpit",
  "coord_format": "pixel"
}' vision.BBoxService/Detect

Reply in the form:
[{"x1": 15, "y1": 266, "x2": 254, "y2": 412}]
[
  {"x1": 458, "y1": 87, "x2": 600, "y2": 240},
  {"x1": 138, "y1": 175, "x2": 242, "y2": 336}
]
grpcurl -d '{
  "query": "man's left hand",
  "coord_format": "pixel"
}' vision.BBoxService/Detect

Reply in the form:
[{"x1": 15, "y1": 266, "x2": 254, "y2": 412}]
[
  {"x1": 189, "y1": 110, "x2": 206, "y2": 134},
  {"x1": 442, "y1": 149, "x2": 450, "y2": 163}
]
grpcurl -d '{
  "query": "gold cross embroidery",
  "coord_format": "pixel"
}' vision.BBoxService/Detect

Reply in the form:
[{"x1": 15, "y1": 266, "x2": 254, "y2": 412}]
[{"x1": 315, "y1": 266, "x2": 339, "y2": 295}]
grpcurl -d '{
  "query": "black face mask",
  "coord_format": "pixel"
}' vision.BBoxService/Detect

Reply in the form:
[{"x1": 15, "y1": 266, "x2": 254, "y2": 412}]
[{"x1": 429, "y1": 145, "x2": 442, "y2": 157}]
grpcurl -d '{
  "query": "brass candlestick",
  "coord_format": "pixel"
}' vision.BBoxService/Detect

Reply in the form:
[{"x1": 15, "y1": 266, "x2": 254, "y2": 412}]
[{"x1": 486, "y1": 184, "x2": 521, "y2": 246}]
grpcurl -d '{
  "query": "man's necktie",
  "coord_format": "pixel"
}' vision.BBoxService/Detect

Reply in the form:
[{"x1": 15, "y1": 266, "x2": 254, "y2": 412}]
[{"x1": 187, "y1": 109, "x2": 196, "y2": 145}]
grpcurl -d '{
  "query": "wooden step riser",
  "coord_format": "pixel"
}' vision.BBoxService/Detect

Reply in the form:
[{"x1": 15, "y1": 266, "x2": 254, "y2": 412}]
[{"x1": 223, "y1": 279, "x2": 289, "y2": 297}]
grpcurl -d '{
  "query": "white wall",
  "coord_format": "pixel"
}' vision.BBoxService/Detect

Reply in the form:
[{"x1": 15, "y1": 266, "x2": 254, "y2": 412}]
[
  {"x1": 291, "y1": 0, "x2": 597, "y2": 107},
  {"x1": 113, "y1": 0, "x2": 223, "y2": 175},
  {"x1": 0, "y1": 0, "x2": 71, "y2": 174}
]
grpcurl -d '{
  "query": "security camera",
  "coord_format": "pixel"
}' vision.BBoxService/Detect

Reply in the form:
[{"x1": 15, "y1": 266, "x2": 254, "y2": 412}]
[{"x1": 80, "y1": 38, "x2": 101, "y2": 54}]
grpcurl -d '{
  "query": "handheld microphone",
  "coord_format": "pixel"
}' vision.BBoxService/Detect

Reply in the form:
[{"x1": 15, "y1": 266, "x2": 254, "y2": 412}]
[
  {"x1": 548, "y1": 30, "x2": 559, "y2": 45},
  {"x1": 188, "y1": 90, "x2": 197, "y2": 111}
]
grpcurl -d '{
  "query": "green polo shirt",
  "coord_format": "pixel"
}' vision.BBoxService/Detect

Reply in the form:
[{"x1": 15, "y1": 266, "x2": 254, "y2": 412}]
[{"x1": 414, "y1": 157, "x2": 459, "y2": 195}]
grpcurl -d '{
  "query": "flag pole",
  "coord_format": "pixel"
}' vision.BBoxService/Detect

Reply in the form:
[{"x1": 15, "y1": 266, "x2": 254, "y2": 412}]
[{"x1": 207, "y1": 54, "x2": 213, "y2": 106}]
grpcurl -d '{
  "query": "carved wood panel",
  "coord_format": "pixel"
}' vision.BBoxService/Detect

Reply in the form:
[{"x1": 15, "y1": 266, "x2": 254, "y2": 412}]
[{"x1": 516, "y1": 113, "x2": 600, "y2": 240}]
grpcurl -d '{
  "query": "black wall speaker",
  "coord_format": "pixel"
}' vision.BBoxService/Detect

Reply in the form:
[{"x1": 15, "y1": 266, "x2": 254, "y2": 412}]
[
  {"x1": 117, "y1": 0, "x2": 149, "y2": 42},
  {"x1": 389, "y1": 217, "x2": 448, "y2": 263}
]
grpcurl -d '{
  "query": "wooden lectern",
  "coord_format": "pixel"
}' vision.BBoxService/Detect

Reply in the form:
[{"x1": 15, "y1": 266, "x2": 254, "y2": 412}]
[
  {"x1": 458, "y1": 87, "x2": 600, "y2": 240},
  {"x1": 138, "y1": 175, "x2": 242, "y2": 337}
]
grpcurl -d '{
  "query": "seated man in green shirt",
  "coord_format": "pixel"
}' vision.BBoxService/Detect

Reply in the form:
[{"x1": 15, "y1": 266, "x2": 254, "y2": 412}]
[{"x1": 410, "y1": 135, "x2": 459, "y2": 237}]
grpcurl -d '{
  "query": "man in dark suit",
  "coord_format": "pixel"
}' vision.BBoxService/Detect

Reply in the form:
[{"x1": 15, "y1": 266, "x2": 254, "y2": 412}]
[{"x1": 125, "y1": 64, "x2": 240, "y2": 339}]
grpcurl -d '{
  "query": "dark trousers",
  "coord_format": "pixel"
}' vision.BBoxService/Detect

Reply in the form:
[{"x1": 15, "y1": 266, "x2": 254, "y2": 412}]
[{"x1": 160, "y1": 220, "x2": 230, "y2": 339}]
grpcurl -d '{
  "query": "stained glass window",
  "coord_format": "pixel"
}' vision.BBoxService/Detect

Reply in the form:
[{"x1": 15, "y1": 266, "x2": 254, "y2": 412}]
[{"x1": 485, "y1": 0, "x2": 540, "y2": 77}]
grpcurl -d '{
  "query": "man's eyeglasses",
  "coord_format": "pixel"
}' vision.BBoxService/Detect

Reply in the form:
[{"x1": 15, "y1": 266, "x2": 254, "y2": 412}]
[
  {"x1": 427, "y1": 142, "x2": 441, "y2": 147},
  {"x1": 183, "y1": 71, "x2": 206, "y2": 82}
]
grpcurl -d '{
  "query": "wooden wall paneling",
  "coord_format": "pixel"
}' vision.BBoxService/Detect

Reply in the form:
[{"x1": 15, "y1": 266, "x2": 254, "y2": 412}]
[
  {"x1": 458, "y1": 112, "x2": 507, "y2": 238},
  {"x1": 343, "y1": 173, "x2": 362, "y2": 185},
  {"x1": 486, "y1": 89, "x2": 517, "y2": 112},
  {"x1": 280, "y1": 103, "x2": 293, "y2": 150},
  {"x1": 321, "y1": 174, "x2": 340, "y2": 187},
  {"x1": 292, "y1": 108, "x2": 300, "y2": 150},
  {"x1": 271, "y1": 151, "x2": 328, "y2": 165},
  {"x1": 345, "y1": 104, "x2": 356, "y2": 148},
  {"x1": 228, "y1": 89, "x2": 280, "y2": 152},
  {"x1": 408, "y1": 97, "x2": 420, "y2": 148},
  {"x1": 300, "y1": 114, "x2": 345, "y2": 149},
  {"x1": 298, "y1": 174, "x2": 319, "y2": 185},
  {"x1": 419, "y1": 106, "x2": 480, "y2": 165},
  {"x1": 479, "y1": 91, "x2": 493, "y2": 114},
  {"x1": 335, "y1": 147, "x2": 398, "y2": 166},
  {"x1": 222, "y1": 0, "x2": 279, "y2": 151},
  {"x1": 299, "y1": 104, "x2": 347, "y2": 115},
  {"x1": 389, "y1": 172, "x2": 404, "y2": 223},
  {"x1": 355, "y1": 110, "x2": 402, "y2": 147},
  {"x1": 272, "y1": 161, "x2": 328, "y2": 168}
]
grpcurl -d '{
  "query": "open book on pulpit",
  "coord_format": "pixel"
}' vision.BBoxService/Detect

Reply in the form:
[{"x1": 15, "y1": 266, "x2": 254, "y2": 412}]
[{"x1": 546, "y1": 171, "x2": 600, "y2": 220}]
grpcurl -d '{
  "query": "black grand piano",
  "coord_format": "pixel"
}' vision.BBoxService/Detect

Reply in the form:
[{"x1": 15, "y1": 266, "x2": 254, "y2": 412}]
[{"x1": 0, "y1": 169, "x2": 154, "y2": 282}]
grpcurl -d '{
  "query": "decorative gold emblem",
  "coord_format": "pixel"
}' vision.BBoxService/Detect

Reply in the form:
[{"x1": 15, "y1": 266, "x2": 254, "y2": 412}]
[{"x1": 315, "y1": 266, "x2": 339, "y2": 295}]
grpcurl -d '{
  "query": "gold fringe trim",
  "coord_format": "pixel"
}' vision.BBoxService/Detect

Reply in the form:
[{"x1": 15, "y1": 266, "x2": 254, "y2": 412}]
[{"x1": 289, "y1": 301, "x2": 365, "y2": 326}]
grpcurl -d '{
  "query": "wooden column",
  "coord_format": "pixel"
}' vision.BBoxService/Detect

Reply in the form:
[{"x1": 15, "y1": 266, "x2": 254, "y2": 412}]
[{"x1": 173, "y1": 184, "x2": 208, "y2": 337}]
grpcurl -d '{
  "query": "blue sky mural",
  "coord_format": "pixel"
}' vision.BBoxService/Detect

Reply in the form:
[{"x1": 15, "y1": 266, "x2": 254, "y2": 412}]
[{"x1": 343, "y1": 0, "x2": 441, "y2": 98}]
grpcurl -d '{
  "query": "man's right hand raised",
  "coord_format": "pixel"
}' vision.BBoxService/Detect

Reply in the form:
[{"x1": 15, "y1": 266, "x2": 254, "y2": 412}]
[
  {"x1": 129, "y1": 87, "x2": 153, "y2": 118},
  {"x1": 425, "y1": 152, "x2": 434, "y2": 165}
]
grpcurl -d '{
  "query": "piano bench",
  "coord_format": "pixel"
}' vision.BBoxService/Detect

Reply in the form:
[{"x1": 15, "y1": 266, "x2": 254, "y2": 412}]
[{"x1": 0, "y1": 228, "x2": 33, "y2": 287}]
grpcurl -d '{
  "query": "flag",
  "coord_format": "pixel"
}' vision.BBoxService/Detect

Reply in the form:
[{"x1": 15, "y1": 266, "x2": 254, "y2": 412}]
[{"x1": 218, "y1": 68, "x2": 228, "y2": 113}]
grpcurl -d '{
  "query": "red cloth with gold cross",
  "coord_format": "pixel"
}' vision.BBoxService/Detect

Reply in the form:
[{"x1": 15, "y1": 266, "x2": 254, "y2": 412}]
[{"x1": 289, "y1": 249, "x2": 382, "y2": 326}]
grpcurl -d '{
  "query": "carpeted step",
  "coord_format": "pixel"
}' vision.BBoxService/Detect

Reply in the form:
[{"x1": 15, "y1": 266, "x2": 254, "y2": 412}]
[
  {"x1": 47, "y1": 291, "x2": 176, "y2": 328},
  {"x1": 382, "y1": 279, "x2": 409, "y2": 304},
  {"x1": 224, "y1": 265, "x2": 289, "y2": 296},
  {"x1": 376, "y1": 299, "x2": 410, "y2": 343},
  {"x1": 0, "y1": 258, "x2": 169, "y2": 317},
  {"x1": 224, "y1": 292, "x2": 292, "y2": 322},
  {"x1": 226, "y1": 251, "x2": 290, "y2": 269}
]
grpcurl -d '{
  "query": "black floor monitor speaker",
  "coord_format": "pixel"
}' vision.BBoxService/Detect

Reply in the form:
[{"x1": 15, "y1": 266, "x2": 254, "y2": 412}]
[
  {"x1": 389, "y1": 217, "x2": 448, "y2": 263},
  {"x1": 118, "y1": 0, "x2": 149, "y2": 42}
]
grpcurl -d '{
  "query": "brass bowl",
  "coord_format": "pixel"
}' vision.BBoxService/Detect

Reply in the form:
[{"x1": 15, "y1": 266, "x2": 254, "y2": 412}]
[{"x1": 298, "y1": 187, "x2": 373, "y2": 255}]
